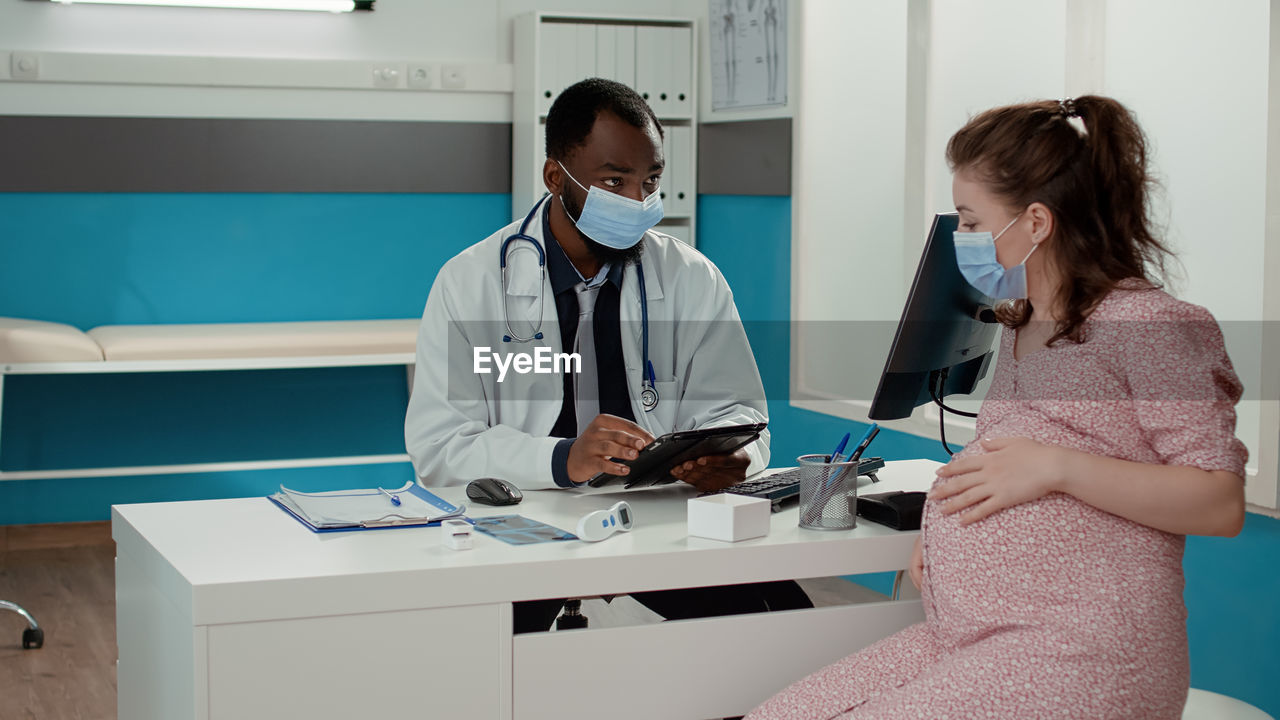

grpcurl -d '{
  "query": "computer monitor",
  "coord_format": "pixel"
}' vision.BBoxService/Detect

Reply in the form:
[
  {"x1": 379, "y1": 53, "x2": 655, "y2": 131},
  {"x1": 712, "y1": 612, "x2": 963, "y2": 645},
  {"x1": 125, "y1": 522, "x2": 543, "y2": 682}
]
[{"x1": 867, "y1": 212, "x2": 999, "y2": 425}]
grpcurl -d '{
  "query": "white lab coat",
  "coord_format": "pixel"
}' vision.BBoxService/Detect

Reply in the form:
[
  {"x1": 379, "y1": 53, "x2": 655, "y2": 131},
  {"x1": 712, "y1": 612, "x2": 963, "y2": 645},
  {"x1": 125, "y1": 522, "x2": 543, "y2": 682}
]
[{"x1": 404, "y1": 199, "x2": 769, "y2": 489}]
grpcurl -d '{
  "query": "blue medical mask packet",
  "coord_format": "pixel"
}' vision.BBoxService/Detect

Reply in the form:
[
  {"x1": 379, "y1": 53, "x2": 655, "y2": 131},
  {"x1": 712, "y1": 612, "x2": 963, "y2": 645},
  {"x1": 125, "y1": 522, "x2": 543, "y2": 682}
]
[
  {"x1": 558, "y1": 161, "x2": 664, "y2": 250},
  {"x1": 471, "y1": 514, "x2": 578, "y2": 544},
  {"x1": 952, "y1": 213, "x2": 1035, "y2": 300}
]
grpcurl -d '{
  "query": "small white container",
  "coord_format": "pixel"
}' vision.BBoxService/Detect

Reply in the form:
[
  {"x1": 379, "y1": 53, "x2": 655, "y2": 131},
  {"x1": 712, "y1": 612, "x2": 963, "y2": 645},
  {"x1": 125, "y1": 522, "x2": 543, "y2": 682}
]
[
  {"x1": 441, "y1": 519, "x2": 473, "y2": 550},
  {"x1": 687, "y1": 494, "x2": 771, "y2": 542}
]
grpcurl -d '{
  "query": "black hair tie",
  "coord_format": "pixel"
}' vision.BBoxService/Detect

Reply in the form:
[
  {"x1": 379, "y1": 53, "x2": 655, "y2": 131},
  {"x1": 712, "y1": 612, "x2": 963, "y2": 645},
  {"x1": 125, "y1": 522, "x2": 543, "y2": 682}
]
[{"x1": 1058, "y1": 98, "x2": 1078, "y2": 118}]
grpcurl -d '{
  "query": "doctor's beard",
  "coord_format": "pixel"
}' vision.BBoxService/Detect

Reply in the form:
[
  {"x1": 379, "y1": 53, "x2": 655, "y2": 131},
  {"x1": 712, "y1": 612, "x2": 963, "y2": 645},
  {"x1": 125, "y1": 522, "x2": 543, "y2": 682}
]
[{"x1": 561, "y1": 190, "x2": 646, "y2": 267}]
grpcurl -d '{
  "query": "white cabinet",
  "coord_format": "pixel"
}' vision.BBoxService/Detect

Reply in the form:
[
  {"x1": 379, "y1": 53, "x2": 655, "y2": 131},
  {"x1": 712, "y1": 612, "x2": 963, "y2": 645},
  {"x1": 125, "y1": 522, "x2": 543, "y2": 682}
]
[{"x1": 514, "y1": 13, "x2": 697, "y2": 245}]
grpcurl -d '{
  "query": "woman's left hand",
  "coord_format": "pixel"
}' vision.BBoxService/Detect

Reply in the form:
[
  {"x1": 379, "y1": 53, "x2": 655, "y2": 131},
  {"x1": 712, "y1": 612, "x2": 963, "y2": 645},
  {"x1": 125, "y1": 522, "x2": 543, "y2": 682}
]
[{"x1": 930, "y1": 437, "x2": 1069, "y2": 525}]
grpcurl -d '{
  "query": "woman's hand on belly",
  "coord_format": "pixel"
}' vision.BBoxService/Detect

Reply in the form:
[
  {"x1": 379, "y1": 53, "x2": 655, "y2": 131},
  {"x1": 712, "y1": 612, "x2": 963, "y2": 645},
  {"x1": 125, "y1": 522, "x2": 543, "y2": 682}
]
[{"x1": 930, "y1": 437, "x2": 1065, "y2": 525}]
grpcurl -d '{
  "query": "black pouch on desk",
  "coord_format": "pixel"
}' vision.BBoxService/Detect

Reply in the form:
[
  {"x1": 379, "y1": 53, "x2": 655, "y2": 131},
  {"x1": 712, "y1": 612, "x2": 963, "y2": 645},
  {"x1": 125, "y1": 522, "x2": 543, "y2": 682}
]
[{"x1": 854, "y1": 491, "x2": 926, "y2": 531}]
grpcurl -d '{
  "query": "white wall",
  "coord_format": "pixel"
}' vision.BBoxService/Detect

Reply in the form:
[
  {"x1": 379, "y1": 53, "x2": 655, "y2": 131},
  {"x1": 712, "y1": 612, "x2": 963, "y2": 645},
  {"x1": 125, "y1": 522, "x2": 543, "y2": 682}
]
[
  {"x1": 923, "y1": 1, "x2": 1067, "y2": 239},
  {"x1": 790, "y1": 0, "x2": 912, "y2": 414},
  {"x1": 0, "y1": 0, "x2": 685, "y2": 121}
]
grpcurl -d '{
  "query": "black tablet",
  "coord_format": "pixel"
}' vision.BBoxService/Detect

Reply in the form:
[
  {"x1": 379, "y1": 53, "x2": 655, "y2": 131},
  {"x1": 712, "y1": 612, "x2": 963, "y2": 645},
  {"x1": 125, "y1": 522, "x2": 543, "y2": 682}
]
[{"x1": 586, "y1": 421, "x2": 768, "y2": 489}]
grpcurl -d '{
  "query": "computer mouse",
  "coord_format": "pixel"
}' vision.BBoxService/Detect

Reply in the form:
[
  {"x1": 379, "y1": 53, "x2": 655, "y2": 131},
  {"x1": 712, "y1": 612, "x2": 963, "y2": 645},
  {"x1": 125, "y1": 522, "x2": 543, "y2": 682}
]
[{"x1": 465, "y1": 477, "x2": 523, "y2": 506}]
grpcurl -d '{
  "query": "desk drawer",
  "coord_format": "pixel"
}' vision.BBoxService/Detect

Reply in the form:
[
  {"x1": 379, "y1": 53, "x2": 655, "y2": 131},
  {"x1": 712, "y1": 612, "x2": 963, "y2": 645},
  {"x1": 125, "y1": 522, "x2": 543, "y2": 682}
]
[
  {"x1": 207, "y1": 603, "x2": 509, "y2": 720},
  {"x1": 513, "y1": 600, "x2": 923, "y2": 720}
]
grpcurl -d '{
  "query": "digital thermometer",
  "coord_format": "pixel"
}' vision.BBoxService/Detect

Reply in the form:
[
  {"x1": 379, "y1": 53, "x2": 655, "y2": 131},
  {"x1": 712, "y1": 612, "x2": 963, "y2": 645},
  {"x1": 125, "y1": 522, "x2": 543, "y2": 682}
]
[{"x1": 575, "y1": 501, "x2": 635, "y2": 542}]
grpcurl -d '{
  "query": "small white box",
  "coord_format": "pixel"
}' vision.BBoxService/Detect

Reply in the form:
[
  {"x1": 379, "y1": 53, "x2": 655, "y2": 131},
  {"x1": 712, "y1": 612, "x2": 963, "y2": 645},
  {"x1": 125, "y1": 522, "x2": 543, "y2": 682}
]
[
  {"x1": 441, "y1": 519, "x2": 473, "y2": 550},
  {"x1": 687, "y1": 494, "x2": 771, "y2": 542}
]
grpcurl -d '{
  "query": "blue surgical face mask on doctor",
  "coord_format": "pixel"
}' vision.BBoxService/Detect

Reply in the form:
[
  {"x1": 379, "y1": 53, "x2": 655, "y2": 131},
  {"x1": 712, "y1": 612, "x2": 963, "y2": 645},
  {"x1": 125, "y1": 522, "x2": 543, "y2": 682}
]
[
  {"x1": 557, "y1": 161, "x2": 664, "y2": 250},
  {"x1": 952, "y1": 213, "x2": 1037, "y2": 300}
]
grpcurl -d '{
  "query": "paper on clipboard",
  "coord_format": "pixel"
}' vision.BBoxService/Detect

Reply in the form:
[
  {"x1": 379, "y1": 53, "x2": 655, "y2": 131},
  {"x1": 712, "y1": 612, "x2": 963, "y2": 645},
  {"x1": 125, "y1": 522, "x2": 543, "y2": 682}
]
[{"x1": 271, "y1": 482, "x2": 465, "y2": 530}]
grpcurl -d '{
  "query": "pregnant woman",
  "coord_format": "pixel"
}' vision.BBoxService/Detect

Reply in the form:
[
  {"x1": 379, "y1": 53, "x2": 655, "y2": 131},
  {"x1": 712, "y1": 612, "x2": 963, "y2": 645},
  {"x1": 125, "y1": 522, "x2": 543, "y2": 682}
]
[{"x1": 748, "y1": 95, "x2": 1248, "y2": 719}]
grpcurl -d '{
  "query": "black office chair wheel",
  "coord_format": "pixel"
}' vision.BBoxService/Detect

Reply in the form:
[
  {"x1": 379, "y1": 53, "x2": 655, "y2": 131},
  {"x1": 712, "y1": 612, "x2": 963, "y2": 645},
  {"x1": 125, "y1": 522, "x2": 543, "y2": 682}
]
[{"x1": 22, "y1": 627, "x2": 43, "y2": 649}]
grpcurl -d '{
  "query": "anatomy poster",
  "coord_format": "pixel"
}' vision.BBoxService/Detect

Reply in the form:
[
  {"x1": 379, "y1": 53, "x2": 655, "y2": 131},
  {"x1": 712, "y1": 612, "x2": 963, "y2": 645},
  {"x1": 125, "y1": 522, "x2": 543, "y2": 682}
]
[{"x1": 709, "y1": 0, "x2": 786, "y2": 111}]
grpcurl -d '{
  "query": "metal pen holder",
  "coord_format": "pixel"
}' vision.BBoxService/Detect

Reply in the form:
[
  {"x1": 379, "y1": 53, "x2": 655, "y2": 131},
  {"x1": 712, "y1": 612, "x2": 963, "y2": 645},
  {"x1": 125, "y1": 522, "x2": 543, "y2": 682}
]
[{"x1": 796, "y1": 453, "x2": 860, "y2": 530}]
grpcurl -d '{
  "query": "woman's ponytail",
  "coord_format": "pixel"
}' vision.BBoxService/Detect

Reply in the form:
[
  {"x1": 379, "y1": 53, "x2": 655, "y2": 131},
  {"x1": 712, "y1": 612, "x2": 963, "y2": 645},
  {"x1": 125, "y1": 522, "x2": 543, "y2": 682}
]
[{"x1": 1072, "y1": 95, "x2": 1166, "y2": 280}]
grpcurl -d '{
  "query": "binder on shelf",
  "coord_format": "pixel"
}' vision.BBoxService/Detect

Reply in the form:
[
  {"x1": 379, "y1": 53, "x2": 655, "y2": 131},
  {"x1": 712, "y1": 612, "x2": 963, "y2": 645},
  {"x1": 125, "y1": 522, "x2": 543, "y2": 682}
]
[
  {"x1": 670, "y1": 26, "x2": 692, "y2": 111},
  {"x1": 667, "y1": 125, "x2": 693, "y2": 215},
  {"x1": 596, "y1": 24, "x2": 619, "y2": 83},
  {"x1": 592, "y1": 24, "x2": 638, "y2": 89},
  {"x1": 571, "y1": 23, "x2": 597, "y2": 87},
  {"x1": 538, "y1": 22, "x2": 572, "y2": 115},
  {"x1": 268, "y1": 482, "x2": 465, "y2": 533},
  {"x1": 635, "y1": 26, "x2": 671, "y2": 115}
]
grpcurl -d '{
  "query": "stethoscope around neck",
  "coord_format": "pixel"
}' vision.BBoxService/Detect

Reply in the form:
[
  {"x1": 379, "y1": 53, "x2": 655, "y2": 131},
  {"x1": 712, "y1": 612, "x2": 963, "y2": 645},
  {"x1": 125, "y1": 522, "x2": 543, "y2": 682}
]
[{"x1": 500, "y1": 196, "x2": 659, "y2": 413}]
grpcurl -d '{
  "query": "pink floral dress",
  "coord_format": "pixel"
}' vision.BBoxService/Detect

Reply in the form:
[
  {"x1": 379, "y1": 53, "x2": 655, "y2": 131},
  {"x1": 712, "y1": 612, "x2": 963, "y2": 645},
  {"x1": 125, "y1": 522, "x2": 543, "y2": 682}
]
[{"x1": 747, "y1": 283, "x2": 1248, "y2": 719}]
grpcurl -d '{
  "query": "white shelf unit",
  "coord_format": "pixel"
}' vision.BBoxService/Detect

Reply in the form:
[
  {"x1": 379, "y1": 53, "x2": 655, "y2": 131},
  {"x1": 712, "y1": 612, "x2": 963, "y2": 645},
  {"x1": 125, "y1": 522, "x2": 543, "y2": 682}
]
[{"x1": 513, "y1": 12, "x2": 698, "y2": 246}]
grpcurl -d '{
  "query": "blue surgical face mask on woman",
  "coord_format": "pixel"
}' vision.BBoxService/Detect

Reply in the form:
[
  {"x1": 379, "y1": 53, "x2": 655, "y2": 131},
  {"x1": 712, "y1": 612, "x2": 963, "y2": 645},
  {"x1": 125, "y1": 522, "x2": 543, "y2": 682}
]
[
  {"x1": 557, "y1": 161, "x2": 664, "y2": 250},
  {"x1": 953, "y1": 213, "x2": 1037, "y2": 299}
]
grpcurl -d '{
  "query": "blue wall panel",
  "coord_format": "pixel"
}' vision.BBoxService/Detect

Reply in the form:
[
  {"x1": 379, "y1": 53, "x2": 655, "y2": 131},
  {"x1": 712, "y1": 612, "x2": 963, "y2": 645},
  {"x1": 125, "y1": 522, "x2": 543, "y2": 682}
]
[
  {"x1": 0, "y1": 193, "x2": 510, "y2": 327},
  {"x1": 0, "y1": 463, "x2": 416, "y2": 526},
  {"x1": 1, "y1": 366, "x2": 410, "y2": 471},
  {"x1": 0, "y1": 192, "x2": 511, "y2": 522},
  {"x1": 1184, "y1": 512, "x2": 1280, "y2": 715}
]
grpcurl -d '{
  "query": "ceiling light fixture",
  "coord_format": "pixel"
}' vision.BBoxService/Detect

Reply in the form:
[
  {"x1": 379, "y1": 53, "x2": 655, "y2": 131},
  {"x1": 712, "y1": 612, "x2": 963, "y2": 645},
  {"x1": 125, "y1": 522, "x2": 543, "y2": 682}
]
[{"x1": 49, "y1": 0, "x2": 373, "y2": 12}]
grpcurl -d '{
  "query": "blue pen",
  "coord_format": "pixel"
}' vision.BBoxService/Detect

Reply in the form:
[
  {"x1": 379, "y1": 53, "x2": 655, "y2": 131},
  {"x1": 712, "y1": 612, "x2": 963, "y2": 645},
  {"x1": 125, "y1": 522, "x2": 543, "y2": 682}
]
[
  {"x1": 849, "y1": 424, "x2": 881, "y2": 463},
  {"x1": 828, "y1": 432, "x2": 850, "y2": 463},
  {"x1": 378, "y1": 487, "x2": 402, "y2": 506}
]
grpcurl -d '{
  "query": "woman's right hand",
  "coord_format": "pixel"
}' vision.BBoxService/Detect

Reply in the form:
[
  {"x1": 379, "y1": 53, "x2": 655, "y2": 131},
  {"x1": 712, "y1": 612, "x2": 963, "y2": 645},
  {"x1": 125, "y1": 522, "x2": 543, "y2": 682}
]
[{"x1": 909, "y1": 535, "x2": 924, "y2": 590}]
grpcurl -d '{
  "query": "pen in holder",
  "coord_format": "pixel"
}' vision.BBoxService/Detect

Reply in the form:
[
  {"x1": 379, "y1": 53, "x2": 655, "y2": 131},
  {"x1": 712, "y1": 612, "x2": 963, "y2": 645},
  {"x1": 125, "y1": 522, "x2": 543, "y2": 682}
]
[{"x1": 796, "y1": 453, "x2": 860, "y2": 530}]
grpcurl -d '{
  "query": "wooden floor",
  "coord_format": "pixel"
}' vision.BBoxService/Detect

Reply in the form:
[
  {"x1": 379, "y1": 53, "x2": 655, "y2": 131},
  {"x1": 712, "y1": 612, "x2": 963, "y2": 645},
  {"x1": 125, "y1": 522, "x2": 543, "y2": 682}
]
[
  {"x1": 0, "y1": 522, "x2": 888, "y2": 720},
  {"x1": 0, "y1": 523, "x2": 116, "y2": 720}
]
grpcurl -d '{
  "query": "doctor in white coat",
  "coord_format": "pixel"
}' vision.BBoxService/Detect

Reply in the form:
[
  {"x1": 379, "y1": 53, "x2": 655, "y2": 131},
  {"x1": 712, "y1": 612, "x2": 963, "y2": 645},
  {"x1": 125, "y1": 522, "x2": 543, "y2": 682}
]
[
  {"x1": 405, "y1": 81, "x2": 769, "y2": 494},
  {"x1": 405, "y1": 77, "x2": 806, "y2": 633}
]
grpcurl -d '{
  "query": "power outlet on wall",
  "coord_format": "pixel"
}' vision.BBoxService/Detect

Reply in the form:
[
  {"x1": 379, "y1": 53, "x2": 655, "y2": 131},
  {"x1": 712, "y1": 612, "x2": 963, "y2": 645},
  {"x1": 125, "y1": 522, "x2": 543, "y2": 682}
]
[
  {"x1": 11, "y1": 52, "x2": 39, "y2": 81},
  {"x1": 407, "y1": 63, "x2": 434, "y2": 90},
  {"x1": 441, "y1": 64, "x2": 466, "y2": 90},
  {"x1": 371, "y1": 65, "x2": 400, "y2": 89}
]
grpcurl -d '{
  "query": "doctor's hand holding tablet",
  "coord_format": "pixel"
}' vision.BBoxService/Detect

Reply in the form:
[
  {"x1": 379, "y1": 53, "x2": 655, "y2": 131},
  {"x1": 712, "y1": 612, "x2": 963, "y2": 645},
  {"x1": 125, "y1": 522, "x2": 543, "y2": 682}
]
[
  {"x1": 567, "y1": 414, "x2": 653, "y2": 483},
  {"x1": 567, "y1": 413, "x2": 752, "y2": 493},
  {"x1": 667, "y1": 447, "x2": 751, "y2": 492}
]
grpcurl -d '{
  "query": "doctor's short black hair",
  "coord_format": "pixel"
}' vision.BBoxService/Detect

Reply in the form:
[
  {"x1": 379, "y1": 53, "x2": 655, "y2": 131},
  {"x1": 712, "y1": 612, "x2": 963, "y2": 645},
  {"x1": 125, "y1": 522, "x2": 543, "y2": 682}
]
[{"x1": 545, "y1": 78, "x2": 663, "y2": 161}]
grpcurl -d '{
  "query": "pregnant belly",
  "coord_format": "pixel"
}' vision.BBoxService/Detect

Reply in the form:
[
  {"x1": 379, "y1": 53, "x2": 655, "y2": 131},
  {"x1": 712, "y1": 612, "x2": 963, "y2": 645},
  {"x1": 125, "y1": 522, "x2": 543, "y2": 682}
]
[{"x1": 921, "y1": 490, "x2": 1186, "y2": 648}]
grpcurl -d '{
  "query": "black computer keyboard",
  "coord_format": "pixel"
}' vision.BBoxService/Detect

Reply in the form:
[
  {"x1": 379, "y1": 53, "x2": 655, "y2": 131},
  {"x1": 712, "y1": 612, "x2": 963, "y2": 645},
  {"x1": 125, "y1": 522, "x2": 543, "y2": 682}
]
[{"x1": 705, "y1": 456, "x2": 885, "y2": 510}]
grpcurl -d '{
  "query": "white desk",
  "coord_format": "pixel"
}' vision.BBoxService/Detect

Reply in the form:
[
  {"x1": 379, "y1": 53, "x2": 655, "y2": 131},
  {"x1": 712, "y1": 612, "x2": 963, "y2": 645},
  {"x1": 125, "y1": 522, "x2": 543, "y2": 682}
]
[{"x1": 112, "y1": 459, "x2": 939, "y2": 720}]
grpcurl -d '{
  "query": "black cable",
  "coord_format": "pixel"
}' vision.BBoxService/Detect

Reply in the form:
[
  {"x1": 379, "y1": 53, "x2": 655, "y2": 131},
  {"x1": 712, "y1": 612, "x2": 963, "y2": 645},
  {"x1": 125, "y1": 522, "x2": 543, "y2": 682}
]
[
  {"x1": 930, "y1": 368, "x2": 979, "y2": 418},
  {"x1": 933, "y1": 398, "x2": 979, "y2": 419},
  {"x1": 929, "y1": 371, "x2": 961, "y2": 456},
  {"x1": 937, "y1": 402, "x2": 956, "y2": 457}
]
